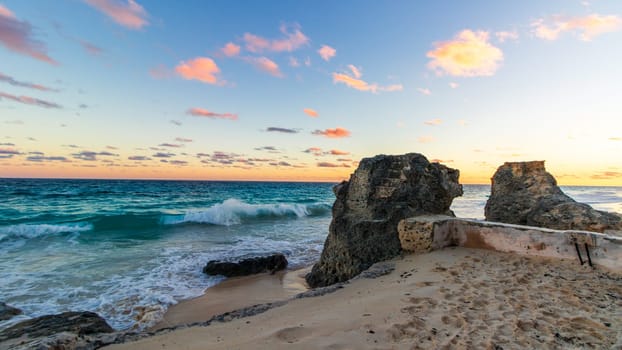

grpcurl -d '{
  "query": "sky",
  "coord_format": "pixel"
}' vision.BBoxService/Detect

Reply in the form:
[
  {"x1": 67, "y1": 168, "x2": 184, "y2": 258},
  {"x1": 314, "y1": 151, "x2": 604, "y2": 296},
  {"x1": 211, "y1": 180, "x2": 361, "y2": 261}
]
[{"x1": 1, "y1": 0, "x2": 621, "y2": 184}]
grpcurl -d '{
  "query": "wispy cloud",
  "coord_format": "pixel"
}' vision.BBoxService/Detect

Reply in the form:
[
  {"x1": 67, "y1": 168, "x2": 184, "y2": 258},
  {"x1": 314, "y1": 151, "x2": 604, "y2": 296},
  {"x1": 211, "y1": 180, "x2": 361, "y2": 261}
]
[
  {"x1": 532, "y1": 14, "x2": 621, "y2": 41},
  {"x1": 329, "y1": 149, "x2": 350, "y2": 155},
  {"x1": 424, "y1": 118, "x2": 442, "y2": 126},
  {"x1": 427, "y1": 30, "x2": 503, "y2": 77},
  {"x1": 417, "y1": 88, "x2": 431, "y2": 96},
  {"x1": 128, "y1": 155, "x2": 151, "y2": 161},
  {"x1": 449, "y1": 82, "x2": 459, "y2": 89},
  {"x1": 79, "y1": 39, "x2": 103, "y2": 55},
  {"x1": 150, "y1": 65, "x2": 172, "y2": 79},
  {"x1": 170, "y1": 120, "x2": 182, "y2": 126},
  {"x1": 169, "y1": 160, "x2": 188, "y2": 166},
  {"x1": 0, "y1": 148, "x2": 20, "y2": 158},
  {"x1": 159, "y1": 143, "x2": 182, "y2": 148},
  {"x1": 591, "y1": 171, "x2": 622, "y2": 180},
  {"x1": 176, "y1": 57, "x2": 222, "y2": 84},
  {"x1": 609, "y1": 137, "x2": 621, "y2": 141},
  {"x1": 347, "y1": 65, "x2": 362, "y2": 79},
  {"x1": 303, "y1": 108, "x2": 318, "y2": 118},
  {"x1": 318, "y1": 45, "x2": 336, "y2": 61},
  {"x1": 312, "y1": 127, "x2": 351, "y2": 138},
  {"x1": 221, "y1": 42, "x2": 240, "y2": 57},
  {"x1": 0, "y1": 4, "x2": 57, "y2": 64},
  {"x1": 244, "y1": 24, "x2": 309, "y2": 53},
  {"x1": 26, "y1": 155, "x2": 68, "y2": 162},
  {"x1": 0, "y1": 72, "x2": 56, "y2": 91},
  {"x1": 246, "y1": 56, "x2": 283, "y2": 77},
  {"x1": 303, "y1": 147, "x2": 323, "y2": 156},
  {"x1": 495, "y1": 30, "x2": 519, "y2": 43},
  {"x1": 0, "y1": 91, "x2": 61, "y2": 108},
  {"x1": 266, "y1": 127, "x2": 298, "y2": 133},
  {"x1": 84, "y1": 0, "x2": 148, "y2": 29},
  {"x1": 152, "y1": 152, "x2": 175, "y2": 158},
  {"x1": 175, "y1": 137, "x2": 192, "y2": 143},
  {"x1": 332, "y1": 67, "x2": 403, "y2": 93},
  {"x1": 317, "y1": 162, "x2": 350, "y2": 168},
  {"x1": 72, "y1": 150, "x2": 117, "y2": 161},
  {"x1": 187, "y1": 107, "x2": 238, "y2": 120},
  {"x1": 289, "y1": 57, "x2": 300, "y2": 67}
]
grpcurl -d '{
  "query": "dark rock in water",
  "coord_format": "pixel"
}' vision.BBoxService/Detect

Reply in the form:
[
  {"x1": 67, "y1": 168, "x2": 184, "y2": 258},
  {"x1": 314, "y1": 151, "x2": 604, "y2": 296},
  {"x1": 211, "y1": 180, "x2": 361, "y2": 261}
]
[
  {"x1": 485, "y1": 161, "x2": 622, "y2": 232},
  {"x1": 0, "y1": 302, "x2": 22, "y2": 321},
  {"x1": 203, "y1": 253, "x2": 288, "y2": 277},
  {"x1": 306, "y1": 153, "x2": 463, "y2": 288},
  {"x1": 0, "y1": 311, "x2": 113, "y2": 342}
]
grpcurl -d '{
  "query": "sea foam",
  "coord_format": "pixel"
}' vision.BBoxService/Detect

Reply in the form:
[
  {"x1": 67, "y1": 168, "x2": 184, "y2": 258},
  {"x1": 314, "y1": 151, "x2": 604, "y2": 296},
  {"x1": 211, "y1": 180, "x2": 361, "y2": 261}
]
[{"x1": 0, "y1": 222, "x2": 93, "y2": 241}]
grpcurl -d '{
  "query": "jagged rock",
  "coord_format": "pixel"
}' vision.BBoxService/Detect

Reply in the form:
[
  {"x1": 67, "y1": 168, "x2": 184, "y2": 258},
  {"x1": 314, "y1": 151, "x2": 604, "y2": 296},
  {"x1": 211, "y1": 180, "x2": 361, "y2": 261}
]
[
  {"x1": 485, "y1": 161, "x2": 622, "y2": 233},
  {"x1": 203, "y1": 253, "x2": 288, "y2": 277},
  {"x1": 0, "y1": 311, "x2": 113, "y2": 349},
  {"x1": 306, "y1": 153, "x2": 463, "y2": 287},
  {"x1": 0, "y1": 311, "x2": 113, "y2": 341},
  {"x1": 0, "y1": 302, "x2": 22, "y2": 321}
]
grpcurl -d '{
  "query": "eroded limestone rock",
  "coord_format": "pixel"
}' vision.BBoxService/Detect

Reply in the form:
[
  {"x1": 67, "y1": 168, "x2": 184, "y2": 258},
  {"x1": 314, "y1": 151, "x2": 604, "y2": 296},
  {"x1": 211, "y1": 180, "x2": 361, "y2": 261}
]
[
  {"x1": 485, "y1": 161, "x2": 622, "y2": 233},
  {"x1": 306, "y1": 153, "x2": 463, "y2": 287}
]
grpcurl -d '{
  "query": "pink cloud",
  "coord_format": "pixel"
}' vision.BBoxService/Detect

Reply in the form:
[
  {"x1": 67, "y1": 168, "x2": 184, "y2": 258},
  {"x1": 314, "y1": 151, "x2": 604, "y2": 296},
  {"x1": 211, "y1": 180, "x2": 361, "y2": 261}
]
[
  {"x1": 84, "y1": 0, "x2": 148, "y2": 29},
  {"x1": 449, "y1": 82, "x2": 459, "y2": 89},
  {"x1": 330, "y1": 149, "x2": 350, "y2": 156},
  {"x1": 175, "y1": 57, "x2": 221, "y2": 84},
  {"x1": 187, "y1": 107, "x2": 237, "y2": 120},
  {"x1": 318, "y1": 45, "x2": 336, "y2": 61},
  {"x1": 80, "y1": 40, "x2": 103, "y2": 55},
  {"x1": 0, "y1": 91, "x2": 61, "y2": 108},
  {"x1": 427, "y1": 30, "x2": 503, "y2": 77},
  {"x1": 221, "y1": 42, "x2": 240, "y2": 57},
  {"x1": 244, "y1": 24, "x2": 309, "y2": 53},
  {"x1": 532, "y1": 14, "x2": 621, "y2": 41},
  {"x1": 304, "y1": 147, "x2": 323, "y2": 156},
  {"x1": 0, "y1": 5, "x2": 57, "y2": 64},
  {"x1": 247, "y1": 57, "x2": 283, "y2": 77},
  {"x1": 312, "y1": 127, "x2": 351, "y2": 138},
  {"x1": 332, "y1": 70, "x2": 403, "y2": 94},
  {"x1": 303, "y1": 108, "x2": 318, "y2": 117},
  {"x1": 347, "y1": 65, "x2": 362, "y2": 78}
]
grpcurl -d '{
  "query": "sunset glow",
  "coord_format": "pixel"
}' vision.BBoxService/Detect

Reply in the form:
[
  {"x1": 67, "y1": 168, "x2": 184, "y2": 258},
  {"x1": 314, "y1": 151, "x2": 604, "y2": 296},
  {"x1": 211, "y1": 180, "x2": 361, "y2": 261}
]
[{"x1": 1, "y1": 1, "x2": 621, "y2": 185}]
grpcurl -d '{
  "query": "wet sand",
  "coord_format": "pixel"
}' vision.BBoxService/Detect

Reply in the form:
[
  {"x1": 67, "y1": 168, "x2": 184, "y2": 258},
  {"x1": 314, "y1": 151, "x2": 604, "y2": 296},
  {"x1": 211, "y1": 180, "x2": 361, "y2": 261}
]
[{"x1": 107, "y1": 247, "x2": 622, "y2": 349}]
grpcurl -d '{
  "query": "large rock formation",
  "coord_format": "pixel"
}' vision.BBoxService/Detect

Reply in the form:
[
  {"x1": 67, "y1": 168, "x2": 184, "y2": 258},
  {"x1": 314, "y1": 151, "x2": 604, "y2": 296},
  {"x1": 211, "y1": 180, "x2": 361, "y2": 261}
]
[
  {"x1": 306, "y1": 153, "x2": 463, "y2": 287},
  {"x1": 203, "y1": 253, "x2": 288, "y2": 277},
  {"x1": 485, "y1": 161, "x2": 622, "y2": 232}
]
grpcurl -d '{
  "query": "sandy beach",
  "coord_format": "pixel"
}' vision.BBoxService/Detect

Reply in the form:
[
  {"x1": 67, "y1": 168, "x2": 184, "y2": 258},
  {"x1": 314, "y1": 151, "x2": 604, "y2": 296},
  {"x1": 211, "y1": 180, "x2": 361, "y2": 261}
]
[{"x1": 106, "y1": 247, "x2": 622, "y2": 349}]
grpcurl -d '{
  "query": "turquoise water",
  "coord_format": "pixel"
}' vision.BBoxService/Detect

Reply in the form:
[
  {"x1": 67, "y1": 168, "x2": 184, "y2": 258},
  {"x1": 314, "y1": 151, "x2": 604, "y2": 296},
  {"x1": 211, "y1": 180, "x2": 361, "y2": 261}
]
[{"x1": 1, "y1": 179, "x2": 621, "y2": 331}]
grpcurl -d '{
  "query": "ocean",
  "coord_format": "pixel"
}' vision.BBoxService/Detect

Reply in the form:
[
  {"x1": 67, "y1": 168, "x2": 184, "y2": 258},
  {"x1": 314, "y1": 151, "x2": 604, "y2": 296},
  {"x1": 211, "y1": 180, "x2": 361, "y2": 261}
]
[{"x1": 1, "y1": 179, "x2": 621, "y2": 331}]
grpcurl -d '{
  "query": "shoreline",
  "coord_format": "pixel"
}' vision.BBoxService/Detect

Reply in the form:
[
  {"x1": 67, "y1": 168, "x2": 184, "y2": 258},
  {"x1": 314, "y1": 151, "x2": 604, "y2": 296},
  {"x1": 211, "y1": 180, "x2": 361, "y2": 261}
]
[
  {"x1": 106, "y1": 247, "x2": 622, "y2": 349},
  {"x1": 151, "y1": 266, "x2": 312, "y2": 331}
]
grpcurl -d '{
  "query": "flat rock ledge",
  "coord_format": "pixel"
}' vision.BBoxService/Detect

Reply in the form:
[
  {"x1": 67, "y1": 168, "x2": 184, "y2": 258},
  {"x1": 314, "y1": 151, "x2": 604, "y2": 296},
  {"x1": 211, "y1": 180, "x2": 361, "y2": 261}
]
[{"x1": 398, "y1": 215, "x2": 622, "y2": 271}]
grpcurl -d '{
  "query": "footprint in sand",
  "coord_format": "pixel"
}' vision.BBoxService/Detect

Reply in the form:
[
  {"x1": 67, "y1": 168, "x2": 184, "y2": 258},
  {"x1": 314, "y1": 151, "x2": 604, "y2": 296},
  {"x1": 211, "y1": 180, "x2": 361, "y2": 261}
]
[{"x1": 274, "y1": 326, "x2": 311, "y2": 344}]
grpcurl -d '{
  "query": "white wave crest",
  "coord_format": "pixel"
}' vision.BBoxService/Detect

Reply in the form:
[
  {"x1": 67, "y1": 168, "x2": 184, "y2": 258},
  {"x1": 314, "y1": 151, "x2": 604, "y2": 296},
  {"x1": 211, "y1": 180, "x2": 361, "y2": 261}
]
[
  {"x1": 0, "y1": 222, "x2": 93, "y2": 241},
  {"x1": 163, "y1": 199, "x2": 312, "y2": 226}
]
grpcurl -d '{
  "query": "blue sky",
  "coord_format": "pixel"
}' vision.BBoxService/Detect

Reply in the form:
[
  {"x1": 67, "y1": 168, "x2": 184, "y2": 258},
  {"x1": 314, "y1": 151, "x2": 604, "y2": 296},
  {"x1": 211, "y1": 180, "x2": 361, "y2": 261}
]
[{"x1": 1, "y1": 0, "x2": 621, "y2": 183}]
